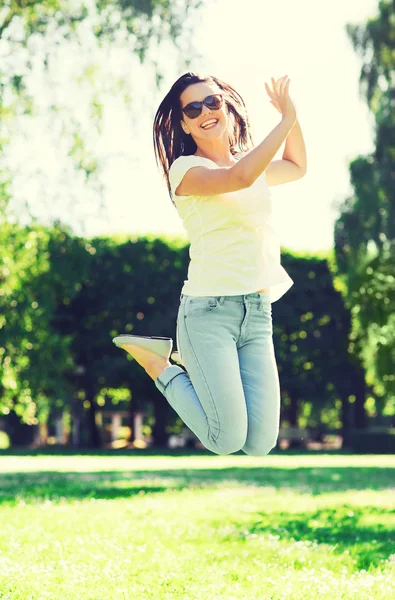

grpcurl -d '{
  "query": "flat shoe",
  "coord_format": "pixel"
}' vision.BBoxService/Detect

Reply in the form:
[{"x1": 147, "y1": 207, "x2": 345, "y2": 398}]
[{"x1": 112, "y1": 335, "x2": 173, "y2": 360}]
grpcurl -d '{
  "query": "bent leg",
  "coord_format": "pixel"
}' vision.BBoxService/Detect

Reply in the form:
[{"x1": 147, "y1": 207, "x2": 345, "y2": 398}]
[{"x1": 155, "y1": 296, "x2": 248, "y2": 455}]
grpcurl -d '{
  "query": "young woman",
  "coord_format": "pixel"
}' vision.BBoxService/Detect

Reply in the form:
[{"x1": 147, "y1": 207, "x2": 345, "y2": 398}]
[{"x1": 113, "y1": 72, "x2": 305, "y2": 455}]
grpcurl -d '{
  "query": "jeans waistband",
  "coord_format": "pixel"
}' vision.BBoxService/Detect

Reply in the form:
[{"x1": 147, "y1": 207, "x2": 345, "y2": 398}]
[{"x1": 180, "y1": 292, "x2": 270, "y2": 305}]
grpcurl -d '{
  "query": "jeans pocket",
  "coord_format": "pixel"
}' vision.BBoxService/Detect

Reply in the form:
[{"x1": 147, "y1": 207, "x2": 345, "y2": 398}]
[
  {"x1": 185, "y1": 296, "x2": 219, "y2": 318},
  {"x1": 259, "y1": 304, "x2": 273, "y2": 335}
]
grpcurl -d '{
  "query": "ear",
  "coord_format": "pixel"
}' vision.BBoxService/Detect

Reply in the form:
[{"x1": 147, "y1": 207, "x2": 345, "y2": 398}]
[{"x1": 181, "y1": 119, "x2": 190, "y2": 135}]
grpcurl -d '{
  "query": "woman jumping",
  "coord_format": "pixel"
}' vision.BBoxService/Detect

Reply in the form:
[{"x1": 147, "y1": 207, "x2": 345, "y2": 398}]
[{"x1": 113, "y1": 72, "x2": 306, "y2": 455}]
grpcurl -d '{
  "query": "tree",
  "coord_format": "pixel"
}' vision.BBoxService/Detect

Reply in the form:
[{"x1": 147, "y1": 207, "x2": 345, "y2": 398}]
[
  {"x1": 0, "y1": 0, "x2": 203, "y2": 223},
  {"x1": 330, "y1": 0, "x2": 395, "y2": 416},
  {"x1": 0, "y1": 0, "x2": 205, "y2": 444},
  {"x1": 274, "y1": 249, "x2": 369, "y2": 443},
  {"x1": 1, "y1": 223, "x2": 382, "y2": 447}
]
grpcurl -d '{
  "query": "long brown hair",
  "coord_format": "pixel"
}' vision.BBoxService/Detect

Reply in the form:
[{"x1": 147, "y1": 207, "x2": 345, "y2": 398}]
[{"x1": 153, "y1": 72, "x2": 254, "y2": 205}]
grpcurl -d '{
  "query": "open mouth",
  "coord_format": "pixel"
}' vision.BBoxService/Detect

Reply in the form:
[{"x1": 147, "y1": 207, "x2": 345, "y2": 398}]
[{"x1": 201, "y1": 119, "x2": 218, "y2": 130}]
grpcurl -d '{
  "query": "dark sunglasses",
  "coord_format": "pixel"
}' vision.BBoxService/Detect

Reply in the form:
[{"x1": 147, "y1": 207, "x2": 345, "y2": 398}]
[{"x1": 181, "y1": 93, "x2": 223, "y2": 119}]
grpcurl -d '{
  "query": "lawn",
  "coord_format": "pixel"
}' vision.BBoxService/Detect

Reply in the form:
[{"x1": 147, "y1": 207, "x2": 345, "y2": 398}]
[{"x1": 0, "y1": 451, "x2": 393, "y2": 599}]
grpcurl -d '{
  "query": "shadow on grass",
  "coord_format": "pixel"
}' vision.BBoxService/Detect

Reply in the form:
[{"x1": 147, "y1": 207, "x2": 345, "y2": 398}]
[
  {"x1": 0, "y1": 459, "x2": 393, "y2": 571},
  {"x1": 222, "y1": 505, "x2": 393, "y2": 570},
  {"x1": 0, "y1": 465, "x2": 393, "y2": 505}
]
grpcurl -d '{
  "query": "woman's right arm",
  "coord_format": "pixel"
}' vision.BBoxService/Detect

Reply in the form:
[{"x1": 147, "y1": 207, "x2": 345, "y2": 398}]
[
  {"x1": 175, "y1": 117, "x2": 294, "y2": 197},
  {"x1": 175, "y1": 75, "x2": 297, "y2": 197}
]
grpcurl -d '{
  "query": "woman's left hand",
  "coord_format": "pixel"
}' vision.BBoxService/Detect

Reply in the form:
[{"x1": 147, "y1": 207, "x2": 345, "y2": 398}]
[{"x1": 265, "y1": 75, "x2": 295, "y2": 115}]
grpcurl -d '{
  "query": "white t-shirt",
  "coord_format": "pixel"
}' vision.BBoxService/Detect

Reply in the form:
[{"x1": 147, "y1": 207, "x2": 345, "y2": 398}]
[{"x1": 168, "y1": 151, "x2": 294, "y2": 303}]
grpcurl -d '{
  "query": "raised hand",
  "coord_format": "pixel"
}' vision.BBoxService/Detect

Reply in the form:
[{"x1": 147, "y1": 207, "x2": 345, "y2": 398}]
[{"x1": 265, "y1": 75, "x2": 297, "y2": 126}]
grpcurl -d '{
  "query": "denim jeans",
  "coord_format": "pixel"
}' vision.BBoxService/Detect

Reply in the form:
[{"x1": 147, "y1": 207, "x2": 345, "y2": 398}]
[{"x1": 154, "y1": 292, "x2": 280, "y2": 456}]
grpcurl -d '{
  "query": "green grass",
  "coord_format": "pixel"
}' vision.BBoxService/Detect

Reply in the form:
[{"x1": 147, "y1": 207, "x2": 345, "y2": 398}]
[{"x1": 0, "y1": 451, "x2": 394, "y2": 599}]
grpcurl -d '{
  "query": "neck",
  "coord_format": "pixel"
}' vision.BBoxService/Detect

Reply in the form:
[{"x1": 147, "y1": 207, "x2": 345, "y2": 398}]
[{"x1": 194, "y1": 146, "x2": 235, "y2": 166}]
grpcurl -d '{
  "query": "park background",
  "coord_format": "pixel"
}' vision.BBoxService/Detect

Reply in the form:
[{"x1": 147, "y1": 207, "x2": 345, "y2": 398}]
[
  {"x1": 0, "y1": 0, "x2": 394, "y2": 453},
  {"x1": 0, "y1": 2, "x2": 394, "y2": 599}
]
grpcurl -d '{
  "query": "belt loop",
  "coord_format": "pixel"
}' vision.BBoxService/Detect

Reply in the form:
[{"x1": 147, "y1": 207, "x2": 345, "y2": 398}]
[{"x1": 218, "y1": 296, "x2": 225, "y2": 305}]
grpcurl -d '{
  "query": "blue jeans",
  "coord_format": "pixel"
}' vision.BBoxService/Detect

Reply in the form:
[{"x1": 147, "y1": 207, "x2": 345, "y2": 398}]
[{"x1": 154, "y1": 292, "x2": 280, "y2": 456}]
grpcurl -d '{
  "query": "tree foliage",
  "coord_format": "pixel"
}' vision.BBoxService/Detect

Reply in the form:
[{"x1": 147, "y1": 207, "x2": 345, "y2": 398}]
[
  {"x1": 0, "y1": 0, "x2": 203, "y2": 219},
  {"x1": 1, "y1": 222, "x2": 379, "y2": 446},
  {"x1": 331, "y1": 0, "x2": 395, "y2": 405},
  {"x1": 0, "y1": 0, "x2": 203, "y2": 445}
]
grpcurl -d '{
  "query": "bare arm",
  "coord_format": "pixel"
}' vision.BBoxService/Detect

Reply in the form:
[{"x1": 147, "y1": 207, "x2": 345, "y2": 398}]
[
  {"x1": 265, "y1": 118, "x2": 307, "y2": 186},
  {"x1": 175, "y1": 163, "x2": 247, "y2": 197},
  {"x1": 233, "y1": 117, "x2": 295, "y2": 186},
  {"x1": 282, "y1": 118, "x2": 307, "y2": 173},
  {"x1": 175, "y1": 117, "x2": 294, "y2": 197}
]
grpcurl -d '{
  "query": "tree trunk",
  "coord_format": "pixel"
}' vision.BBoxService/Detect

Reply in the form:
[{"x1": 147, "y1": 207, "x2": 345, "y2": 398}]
[
  {"x1": 128, "y1": 403, "x2": 135, "y2": 443},
  {"x1": 71, "y1": 413, "x2": 81, "y2": 447},
  {"x1": 151, "y1": 400, "x2": 169, "y2": 448},
  {"x1": 341, "y1": 392, "x2": 352, "y2": 448},
  {"x1": 354, "y1": 366, "x2": 367, "y2": 429},
  {"x1": 86, "y1": 385, "x2": 102, "y2": 448},
  {"x1": 288, "y1": 391, "x2": 304, "y2": 449},
  {"x1": 288, "y1": 390, "x2": 298, "y2": 426}
]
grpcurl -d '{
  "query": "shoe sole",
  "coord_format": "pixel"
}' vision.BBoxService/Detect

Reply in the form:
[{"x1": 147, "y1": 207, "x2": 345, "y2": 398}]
[{"x1": 112, "y1": 335, "x2": 173, "y2": 360}]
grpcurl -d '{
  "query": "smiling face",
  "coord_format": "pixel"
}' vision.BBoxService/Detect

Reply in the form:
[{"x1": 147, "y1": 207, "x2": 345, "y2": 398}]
[{"x1": 179, "y1": 81, "x2": 229, "y2": 145}]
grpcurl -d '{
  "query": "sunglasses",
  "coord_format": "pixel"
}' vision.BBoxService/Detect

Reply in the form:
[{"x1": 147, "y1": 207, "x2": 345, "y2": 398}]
[{"x1": 181, "y1": 93, "x2": 224, "y2": 119}]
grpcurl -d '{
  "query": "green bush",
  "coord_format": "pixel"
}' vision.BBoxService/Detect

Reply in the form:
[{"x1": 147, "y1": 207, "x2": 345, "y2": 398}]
[
  {"x1": 349, "y1": 427, "x2": 395, "y2": 454},
  {"x1": 0, "y1": 430, "x2": 10, "y2": 449}
]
